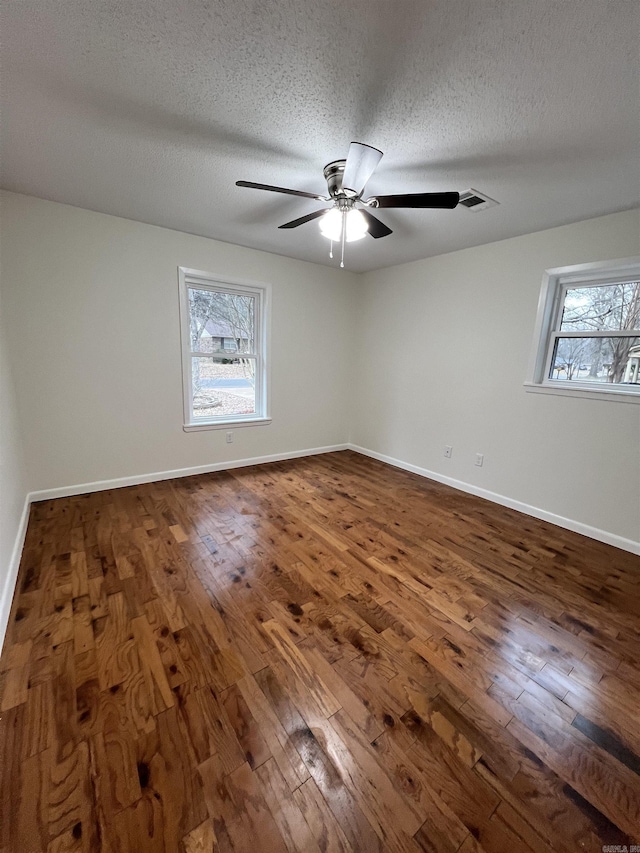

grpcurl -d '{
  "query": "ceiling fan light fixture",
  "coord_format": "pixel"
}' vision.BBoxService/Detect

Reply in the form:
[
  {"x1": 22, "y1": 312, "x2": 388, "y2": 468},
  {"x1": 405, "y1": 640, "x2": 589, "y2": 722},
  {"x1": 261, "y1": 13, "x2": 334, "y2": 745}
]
[{"x1": 319, "y1": 208, "x2": 368, "y2": 242}]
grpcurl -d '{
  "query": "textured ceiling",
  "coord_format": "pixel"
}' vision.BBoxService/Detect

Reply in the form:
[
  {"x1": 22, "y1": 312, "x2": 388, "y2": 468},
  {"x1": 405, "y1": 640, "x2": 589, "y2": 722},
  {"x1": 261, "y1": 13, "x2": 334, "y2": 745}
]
[{"x1": 2, "y1": 0, "x2": 639, "y2": 273}]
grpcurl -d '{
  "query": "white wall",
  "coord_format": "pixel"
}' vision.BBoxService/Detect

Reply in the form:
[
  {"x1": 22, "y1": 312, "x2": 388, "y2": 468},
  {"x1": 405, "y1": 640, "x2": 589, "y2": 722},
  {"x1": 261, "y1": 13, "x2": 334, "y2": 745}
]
[
  {"x1": 352, "y1": 209, "x2": 640, "y2": 548},
  {"x1": 0, "y1": 192, "x2": 357, "y2": 494},
  {"x1": 0, "y1": 235, "x2": 29, "y2": 640}
]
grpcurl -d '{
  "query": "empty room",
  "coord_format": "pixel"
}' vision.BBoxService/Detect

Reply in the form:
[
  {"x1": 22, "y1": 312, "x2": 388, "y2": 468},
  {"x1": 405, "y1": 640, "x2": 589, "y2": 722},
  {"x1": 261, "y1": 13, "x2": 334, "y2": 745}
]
[{"x1": 1, "y1": 1, "x2": 639, "y2": 851}]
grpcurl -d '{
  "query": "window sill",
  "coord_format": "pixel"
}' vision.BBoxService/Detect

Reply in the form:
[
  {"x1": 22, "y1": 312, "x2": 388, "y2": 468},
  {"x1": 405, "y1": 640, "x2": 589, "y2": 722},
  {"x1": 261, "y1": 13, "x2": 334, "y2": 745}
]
[
  {"x1": 523, "y1": 381, "x2": 640, "y2": 404},
  {"x1": 184, "y1": 417, "x2": 272, "y2": 432}
]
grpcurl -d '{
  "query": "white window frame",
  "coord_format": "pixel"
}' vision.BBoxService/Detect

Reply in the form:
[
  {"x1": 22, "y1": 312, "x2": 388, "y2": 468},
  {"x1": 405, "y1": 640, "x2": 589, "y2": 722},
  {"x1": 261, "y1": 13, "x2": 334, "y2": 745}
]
[
  {"x1": 525, "y1": 257, "x2": 640, "y2": 404},
  {"x1": 178, "y1": 267, "x2": 271, "y2": 431}
]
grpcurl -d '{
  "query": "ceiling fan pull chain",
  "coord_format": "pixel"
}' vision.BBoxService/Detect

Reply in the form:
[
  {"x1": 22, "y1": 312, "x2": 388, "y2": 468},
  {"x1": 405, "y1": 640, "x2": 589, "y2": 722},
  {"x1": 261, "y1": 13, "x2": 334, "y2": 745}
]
[{"x1": 340, "y1": 210, "x2": 346, "y2": 268}]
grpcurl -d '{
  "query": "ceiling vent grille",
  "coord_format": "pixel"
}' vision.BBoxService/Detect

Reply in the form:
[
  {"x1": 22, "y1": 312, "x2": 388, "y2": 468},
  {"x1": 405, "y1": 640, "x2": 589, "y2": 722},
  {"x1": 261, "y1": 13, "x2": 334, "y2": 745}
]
[{"x1": 459, "y1": 189, "x2": 499, "y2": 212}]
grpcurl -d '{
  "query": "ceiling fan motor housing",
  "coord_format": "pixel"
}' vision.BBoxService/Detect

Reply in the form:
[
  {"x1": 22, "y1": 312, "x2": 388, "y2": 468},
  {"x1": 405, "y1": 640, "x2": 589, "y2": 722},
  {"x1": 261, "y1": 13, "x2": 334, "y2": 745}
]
[{"x1": 324, "y1": 160, "x2": 349, "y2": 198}]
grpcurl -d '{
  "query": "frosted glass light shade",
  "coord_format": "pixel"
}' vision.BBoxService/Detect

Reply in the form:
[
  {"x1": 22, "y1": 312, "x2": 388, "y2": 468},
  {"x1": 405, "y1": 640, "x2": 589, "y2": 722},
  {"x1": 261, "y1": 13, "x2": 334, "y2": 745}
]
[{"x1": 319, "y1": 208, "x2": 368, "y2": 242}]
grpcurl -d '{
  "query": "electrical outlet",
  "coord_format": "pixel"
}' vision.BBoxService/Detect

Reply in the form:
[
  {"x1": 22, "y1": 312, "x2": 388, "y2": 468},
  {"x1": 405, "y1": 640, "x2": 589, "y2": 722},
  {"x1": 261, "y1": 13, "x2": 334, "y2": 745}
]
[
  {"x1": 226, "y1": 431, "x2": 233, "y2": 444},
  {"x1": 444, "y1": 445, "x2": 452, "y2": 458},
  {"x1": 475, "y1": 453, "x2": 484, "y2": 467}
]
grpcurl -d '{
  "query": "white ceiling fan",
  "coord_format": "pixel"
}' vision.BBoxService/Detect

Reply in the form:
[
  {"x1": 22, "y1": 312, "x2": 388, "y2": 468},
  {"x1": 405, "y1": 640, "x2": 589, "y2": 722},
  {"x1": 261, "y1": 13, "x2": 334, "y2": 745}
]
[{"x1": 236, "y1": 142, "x2": 460, "y2": 267}]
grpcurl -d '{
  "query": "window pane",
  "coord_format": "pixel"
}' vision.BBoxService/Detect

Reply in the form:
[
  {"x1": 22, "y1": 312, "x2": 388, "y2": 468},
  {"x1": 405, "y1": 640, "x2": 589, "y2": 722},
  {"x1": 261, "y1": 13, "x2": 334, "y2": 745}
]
[
  {"x1": 550, "y1": 336, "x2": 640, "y2": 384},
  {"x1": 560, "y1": 281, "x2": 640, "y2": 332},
  {"x1": 189, "y1": 288, "x2": 255, "y2": 353},
  {"x1": 192, "y1": 356, "x2": 257, "y2": 418}
]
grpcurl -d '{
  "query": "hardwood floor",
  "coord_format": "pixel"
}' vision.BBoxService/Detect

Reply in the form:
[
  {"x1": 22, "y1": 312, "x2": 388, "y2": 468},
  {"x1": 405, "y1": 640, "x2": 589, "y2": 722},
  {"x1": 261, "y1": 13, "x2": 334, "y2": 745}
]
[{"x1": 1, "y1": 450, "x2": 639, "y2": 852}]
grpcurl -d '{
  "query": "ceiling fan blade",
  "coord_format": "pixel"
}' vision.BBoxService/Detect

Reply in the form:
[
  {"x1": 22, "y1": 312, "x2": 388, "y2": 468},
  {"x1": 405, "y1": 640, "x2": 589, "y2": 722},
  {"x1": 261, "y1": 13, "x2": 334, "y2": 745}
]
[
  {"x1": 278, "y1": 209, "x2": 327, "y2": 229},
  {"x1": 372, "y1": 191, "x2": 460, "y2": 209},
  {"x1": 360, "y1": 210, "x2": 392, "y2": 239},
  {"x1": 342, "y1": 142, "x2": 383, "y2": 194},
  {"x1": 236, "y1": 180, "x2": 324, "y2": 200}
]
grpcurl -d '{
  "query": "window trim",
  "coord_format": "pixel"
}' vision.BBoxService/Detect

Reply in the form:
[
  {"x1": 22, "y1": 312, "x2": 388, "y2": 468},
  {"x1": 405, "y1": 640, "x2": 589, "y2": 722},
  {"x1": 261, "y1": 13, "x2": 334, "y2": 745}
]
[
  {"x1": 525, "y1": 256, "x2": 640, "y2": 404},
  {"x1": 178, "y1": 267, "x2": 272, "y2": 431}
]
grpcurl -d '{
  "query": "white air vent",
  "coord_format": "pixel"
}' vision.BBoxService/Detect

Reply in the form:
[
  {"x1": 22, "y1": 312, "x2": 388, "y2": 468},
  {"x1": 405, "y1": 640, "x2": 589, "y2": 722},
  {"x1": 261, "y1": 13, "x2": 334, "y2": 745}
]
[{"x1": 459, "y1": 189, "x2": 499, "y2": 212}]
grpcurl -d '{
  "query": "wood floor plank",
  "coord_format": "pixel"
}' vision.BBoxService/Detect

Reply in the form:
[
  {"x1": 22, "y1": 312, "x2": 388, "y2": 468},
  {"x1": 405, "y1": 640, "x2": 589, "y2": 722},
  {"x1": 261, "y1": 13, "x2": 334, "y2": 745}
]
[
  {"x1": 292, "y1": 778, "x2": 354, "y2": 853},
  {"x1": 180, "y1": 817, "x2": 217, "y2": 852},
  {"x1": 254, "y1": 663, "x2": 384, "y2": 851},
  {"x1": 220, "y1": 682, "x2": 272, "y2": 770},
  {"x1": 199, "y1": 757, "x2": 288, "y2": 853},
  {"x1": 254, "y1": 758, "x2": 323, "y2": 853}
]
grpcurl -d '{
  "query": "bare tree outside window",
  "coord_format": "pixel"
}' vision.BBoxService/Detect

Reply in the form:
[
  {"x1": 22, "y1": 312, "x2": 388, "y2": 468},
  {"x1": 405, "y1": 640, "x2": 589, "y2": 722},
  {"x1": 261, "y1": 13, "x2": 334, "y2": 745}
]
[
  {"x1": 550, "y1": 280, "x2": 640, "y2": 385},
  {"x1": 189, "y1": 289, "x2": 256, "y2": 402},
  {"x1": 186, "y1": 286, "x2": 261, "y2": 419}
]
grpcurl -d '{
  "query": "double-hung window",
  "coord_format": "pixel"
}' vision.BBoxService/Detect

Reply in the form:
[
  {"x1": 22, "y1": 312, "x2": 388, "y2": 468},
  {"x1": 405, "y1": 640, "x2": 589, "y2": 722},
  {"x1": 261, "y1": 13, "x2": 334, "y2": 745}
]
[
  {"x1": 526, "y1": 258, "x2": 640, "y2": 402},
  {"x1": 179, "y1": 268, "x2": 270, "y2": 430}
]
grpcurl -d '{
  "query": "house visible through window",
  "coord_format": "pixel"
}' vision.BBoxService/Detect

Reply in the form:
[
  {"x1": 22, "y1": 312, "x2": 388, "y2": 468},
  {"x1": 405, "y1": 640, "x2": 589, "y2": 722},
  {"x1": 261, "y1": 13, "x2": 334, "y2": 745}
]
[
  {"x1": 179, "y1": 268, "x2": 270, "y2": 430},
  {"x1": 526, "y1": 258, "x2": 640, "y2": 401}
]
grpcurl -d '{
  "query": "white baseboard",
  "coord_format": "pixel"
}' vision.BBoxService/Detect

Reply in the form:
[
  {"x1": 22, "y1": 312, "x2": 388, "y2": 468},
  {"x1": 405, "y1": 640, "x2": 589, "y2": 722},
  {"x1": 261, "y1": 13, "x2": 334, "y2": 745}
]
[
  {"x1": 348, "y1": 444, "x2": 640, "y2": 556},
  {"x1": 27, "y1": 444, "x2": 349, "y2": 502},
  {"x1": 0, "y1": 494, "x2": 31, "y2": 652}
]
